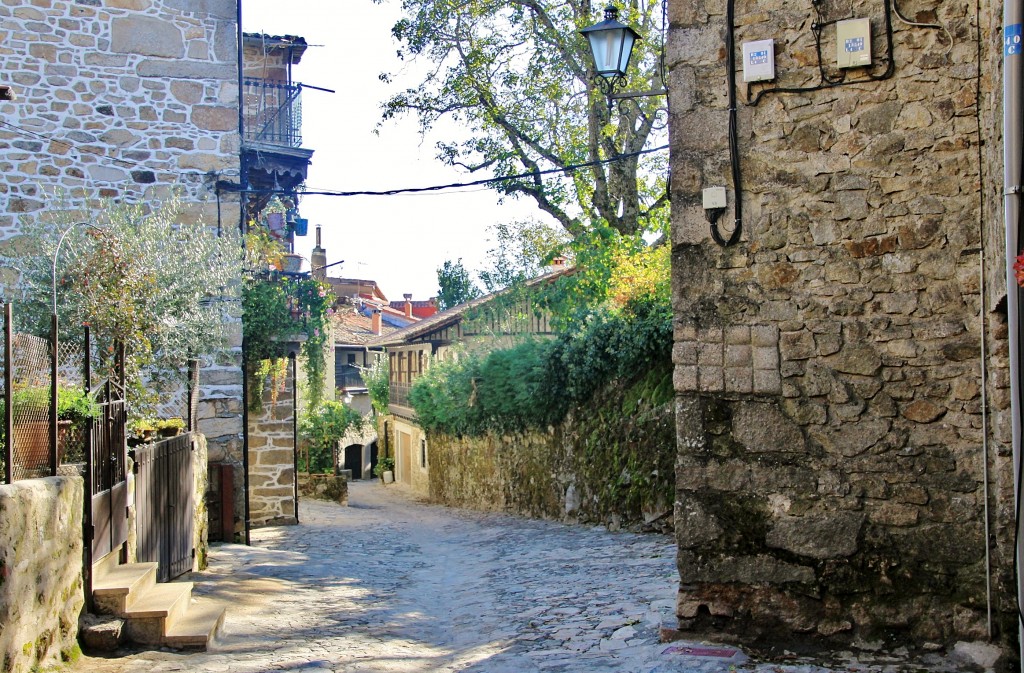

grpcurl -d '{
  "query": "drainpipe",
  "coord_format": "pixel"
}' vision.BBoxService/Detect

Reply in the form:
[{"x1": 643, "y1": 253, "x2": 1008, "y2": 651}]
[
  {"x1": 1002, "y1": 0, "x2": 1024, "y2": 659},
  {"x1": 237, "y1": 0, "x2": 252, "y2": 547}
]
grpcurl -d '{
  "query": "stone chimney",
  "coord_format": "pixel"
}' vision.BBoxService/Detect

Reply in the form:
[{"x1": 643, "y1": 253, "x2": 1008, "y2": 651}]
[
  {"x1": 403, "y1": 293, "x2": 413, "y2": 319},
  {"x1": 310, "y1": 224, "x2": 327, "y2": 280},
  {"x1": 371, "y1": 309, "x2": 382, "y2": 336}
]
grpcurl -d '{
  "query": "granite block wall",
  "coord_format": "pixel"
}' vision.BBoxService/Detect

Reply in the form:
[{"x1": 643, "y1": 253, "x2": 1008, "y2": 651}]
[{"x1": 669, "y1": 0, "x2": 1014, "y2": 651}]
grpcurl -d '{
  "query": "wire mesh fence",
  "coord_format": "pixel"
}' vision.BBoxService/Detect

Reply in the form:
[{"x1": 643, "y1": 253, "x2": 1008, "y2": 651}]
[{"x1": 2, "y1": 332, "x2": 55, "y2": 481}]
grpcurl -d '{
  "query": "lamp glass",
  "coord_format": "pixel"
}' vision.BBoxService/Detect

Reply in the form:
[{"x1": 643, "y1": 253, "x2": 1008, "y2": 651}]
[
  {"x1": 587, "y1": 27, "x2": 635, "y2": 78},
  {"x1": 580, "y1": 7, "x2": 641, "y2": 79}
]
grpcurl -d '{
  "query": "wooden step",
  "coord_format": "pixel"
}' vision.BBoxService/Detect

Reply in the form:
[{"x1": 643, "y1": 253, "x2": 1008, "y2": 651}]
[
  {"x1": 164, "y1": 597, "x2": 226, "y2": 650},
  {"x1": 92, "y1": 562, "x2": 158, "y2": 615},
  {"x1": 123, "y1": 581, "x2": 193, "y2": 645}
]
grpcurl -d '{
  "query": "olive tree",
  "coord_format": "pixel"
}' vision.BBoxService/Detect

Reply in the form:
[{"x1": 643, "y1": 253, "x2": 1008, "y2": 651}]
[{"x1": 9, "y1": 198, "x2": 242, "y2": 401}]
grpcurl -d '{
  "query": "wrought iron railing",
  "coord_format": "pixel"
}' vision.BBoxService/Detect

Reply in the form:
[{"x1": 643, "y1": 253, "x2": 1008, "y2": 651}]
[
  {"x1": 337, "y1": 366, "x2": 365, "y2": 391},
  {"x1": 390, "y1": 382, "x2": 412, "y2": 408},
  {"x1": 242, "y1": 78, "x2": 303, "y2": 148}
]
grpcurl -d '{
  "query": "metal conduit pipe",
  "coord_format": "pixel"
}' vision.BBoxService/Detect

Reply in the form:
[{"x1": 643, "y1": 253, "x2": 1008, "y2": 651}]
[
  {"x1": 1002, "y1": 0, "x2": 1024, "y2": 659},
  {"x1": 979, "y1": 249, "x2": 993, "y2": 639}
]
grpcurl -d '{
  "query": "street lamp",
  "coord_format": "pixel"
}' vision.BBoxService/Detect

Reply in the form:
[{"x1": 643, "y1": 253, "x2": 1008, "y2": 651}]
[
  {"x1": 580, "y1": 5, "x2": 665, "y2": 114},
  {"x1": 580, "y1": 6, "x2": 640, "y2": 84}
]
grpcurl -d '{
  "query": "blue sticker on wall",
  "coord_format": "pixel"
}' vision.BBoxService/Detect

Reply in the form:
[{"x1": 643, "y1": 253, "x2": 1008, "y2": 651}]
[{"x1": 1007, "y1": 24, "x2": 1022, "y2": 56}]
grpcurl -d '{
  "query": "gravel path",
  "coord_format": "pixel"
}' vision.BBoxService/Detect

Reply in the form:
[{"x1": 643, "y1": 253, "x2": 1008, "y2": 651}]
[{"x1": 74, "y1": 481, "x2": 979, "y2": 673}]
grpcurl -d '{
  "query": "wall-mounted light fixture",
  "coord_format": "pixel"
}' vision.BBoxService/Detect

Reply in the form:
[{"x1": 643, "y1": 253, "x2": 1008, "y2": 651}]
[{"x1": 580, "y1": 5, "x2": 666, "y2": 114}]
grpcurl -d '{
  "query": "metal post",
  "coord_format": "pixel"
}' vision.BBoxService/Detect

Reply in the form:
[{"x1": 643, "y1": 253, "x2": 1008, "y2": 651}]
[
  {"x1": 1003, "y1": 0, "x2": 1024, "y2": 658},
  {"x1": 241, "y1": 341, "x2": 251, "y2": 546},
  {"x1": 49, "y1": 313, "x2": 58, "y2": 476},
  {"x1": 82, "y1": 324, "x2": 93, "y2": 611},
  {"x1": 4, "y1": 303, "x2": 13, "y2": 485},
  {"x1": 291, "y1": 352, "x2": 299, "y2": 525}
]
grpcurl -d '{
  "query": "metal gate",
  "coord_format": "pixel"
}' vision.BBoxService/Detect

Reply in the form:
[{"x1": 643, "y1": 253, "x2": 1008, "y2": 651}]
[
  {"x1": 134, "y1": 433, "x2": 194, "y2": 583},
  {"x1": 89, "y1": 396, "x2": 129, "y2": 561}
]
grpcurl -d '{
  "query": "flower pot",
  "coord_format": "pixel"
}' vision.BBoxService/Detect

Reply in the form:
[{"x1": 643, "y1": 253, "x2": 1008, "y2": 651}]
[
  {"x1": 382, "y1": 470, "x2": 394, "y2": 484},
  {"x1": 292, "y1": 218, "x2": 309, "y2": 237},
  {"x1": 281, "y1": 253, "x2": 303, "y2": 273},
  {"x1": 15, "y1": 420, "x2": 71, "y2": 472}
]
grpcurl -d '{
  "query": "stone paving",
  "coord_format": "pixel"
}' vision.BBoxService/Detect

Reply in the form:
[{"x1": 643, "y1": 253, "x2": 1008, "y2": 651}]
[{"x1": 75, "y1": 481, "x2": 987, "y2": 673}]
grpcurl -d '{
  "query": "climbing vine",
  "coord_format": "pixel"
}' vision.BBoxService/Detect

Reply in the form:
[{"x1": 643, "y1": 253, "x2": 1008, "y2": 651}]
[{"x1": 242, "y1": 230, "x2": 336, "y2": 410}]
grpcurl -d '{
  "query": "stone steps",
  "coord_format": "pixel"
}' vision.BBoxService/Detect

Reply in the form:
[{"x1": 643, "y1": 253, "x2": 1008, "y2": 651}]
[{"x1": 89, "y1": 561, "x2": 225, "y2": 651}]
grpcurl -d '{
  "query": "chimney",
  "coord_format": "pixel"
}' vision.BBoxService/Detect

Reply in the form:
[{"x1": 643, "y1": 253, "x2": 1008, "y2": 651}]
[
  {"x1": 403, "y1": 293, "x2": 413, "y2": 319},
  {"x1": 548, "y1": 256, "x2": 567, "y2": 273},
  {"x1": 371, "y1": 309, "x2": 382, "y2": 336},
  {"x1": 310, "y1": 225, "x2": 327, "y2": 280}
]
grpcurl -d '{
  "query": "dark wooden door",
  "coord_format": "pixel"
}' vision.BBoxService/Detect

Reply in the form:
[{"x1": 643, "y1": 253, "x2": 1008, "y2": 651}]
[{"x1": 134, "y1": 433, "x2": 194, "y2": 583}]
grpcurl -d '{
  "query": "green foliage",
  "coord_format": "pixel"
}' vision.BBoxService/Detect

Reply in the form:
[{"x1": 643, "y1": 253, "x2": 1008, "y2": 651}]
[
  {"x1": 56, "y1": 387, "x2": 101, "y2": 425},
  {"x1": 0, "y1": 386, "x2": 100, "y2": 426},
  {"x1": 436, "y1": 259, "x2": 481, "y2": 311},
  {"x1": 299, "y1": 400, "x2": 364, "y2": 473},
  {"x1": 10, "y1": 197, "x2": 242, "y2": 409},
  {"x1": 478, "y1": 220, "x2": 570, "y2": 293},
  {"x1": 380, "y1": 0, "x2": 669, "y2": 238},
  {"x1": 373, "y1": 455, "x2": 395, "y2": 478},
  {"x1": 360, "y1": 356, "x2": 390, "y2": 416},
  {"x1": 242, "y1": 228, "x2": 337, "y2": 410},
  {"x1": 409, "y1": 293, "x2": 671, "y2": 436}
]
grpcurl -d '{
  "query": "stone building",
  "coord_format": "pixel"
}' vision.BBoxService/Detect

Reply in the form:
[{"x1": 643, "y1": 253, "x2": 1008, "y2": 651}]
[
  {"x1": 0, "y1": 2, "x2": 243, "y2": 459},
  {"x1": 668, "y1": 0, "x2": 1017, "y2": 657}
]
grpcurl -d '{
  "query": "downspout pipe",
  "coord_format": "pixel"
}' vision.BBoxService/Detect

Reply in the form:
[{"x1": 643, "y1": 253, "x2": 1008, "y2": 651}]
[
  {"x1": 237, "y1": 0, "x2": 252, "y2": 547},
  {"x1": 1002, "y1": 0, "x2": 1024, "y2": 660}
]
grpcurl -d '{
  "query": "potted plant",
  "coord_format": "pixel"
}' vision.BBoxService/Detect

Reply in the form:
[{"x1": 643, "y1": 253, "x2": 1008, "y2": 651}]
[
  {"x1": 128, "y1": 418, "x2": 157, "y2": 446},
  {"x1": 0, "y1": 386, "x2": 99, "y2": 469},
  {"x1": 374, "y1": 456, "x2": 396, "y2": 484},
  {"x1": 155, "y1": 417, "x2": 186, "y2": 438}
]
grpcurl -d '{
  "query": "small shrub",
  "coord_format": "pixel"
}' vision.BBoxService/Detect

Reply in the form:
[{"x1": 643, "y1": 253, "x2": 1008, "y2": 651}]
[
  {"x1": 373, "y1": 456, "x2": 395, "y2": 478},
  {"x1": 299, "y1": 401, "x2": 364, "y2": 473}
]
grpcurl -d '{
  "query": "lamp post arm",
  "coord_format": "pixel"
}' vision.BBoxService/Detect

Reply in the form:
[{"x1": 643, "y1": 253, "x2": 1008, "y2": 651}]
[{"x1": 51, "y1": 221, "x2": 102, "y2": 317}]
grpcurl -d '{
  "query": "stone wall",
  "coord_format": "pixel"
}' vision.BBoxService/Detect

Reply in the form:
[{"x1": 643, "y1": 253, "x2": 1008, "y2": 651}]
[
  {"x1": 0, "y1": 477, "x2": 84, "y2": 673},
  {"x1": 248, "y1": 363, "x2": 297, "y2": 527},
  {"x1": 298, "y1": 473, "x2": 348, "y2": 506},
  {"x1": 0, "y1": 0, "x2": 245, "y2": 511},
  {"x1": 423, "y1": 367, "x2": 676, "y2": 532},
  {"x1": 669, "y1": 0, "x2": 1013, "y2": 652}
]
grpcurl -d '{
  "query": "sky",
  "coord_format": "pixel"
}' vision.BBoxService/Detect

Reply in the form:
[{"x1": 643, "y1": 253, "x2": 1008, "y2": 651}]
[{"x1": 241, "y1": 0, "x2": 550, "y2": 302}]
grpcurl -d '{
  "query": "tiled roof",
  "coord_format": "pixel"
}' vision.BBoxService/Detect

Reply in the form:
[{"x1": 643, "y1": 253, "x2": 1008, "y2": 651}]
[{"x1": 333, "y1": 310, "x2": 396, "y2": 347}]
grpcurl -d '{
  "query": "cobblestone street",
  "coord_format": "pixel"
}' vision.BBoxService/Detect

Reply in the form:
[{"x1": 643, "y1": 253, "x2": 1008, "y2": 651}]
[{"x1": 76, "y1": 482, "x2": 980, "y2": 673}]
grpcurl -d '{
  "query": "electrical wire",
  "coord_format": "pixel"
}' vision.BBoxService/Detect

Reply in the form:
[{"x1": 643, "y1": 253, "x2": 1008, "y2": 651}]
[
  {"x1": 0, "y1": 119, "x2": 212, "y2": 177},
  {"x1": 891, "y1": 0, "x2": 953, "y2": 54},
  {"x1": 745, "y1": 0, "x2": 897, "y2": 106},
  {"x1": 227, "y1": 144, "x2": 669, "y2": 199},
  {"x1": 714, "y1": 0, "x2": 743, "y2": 247}
]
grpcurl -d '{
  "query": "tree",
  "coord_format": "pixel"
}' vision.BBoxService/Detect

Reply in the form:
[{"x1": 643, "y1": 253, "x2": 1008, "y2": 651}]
[
  {"x1": 478, "y1": 219, "x2": 571, "y2": 293},
  {"x1": 379, "y1": 0, "x2": 669, "y2": 239},
  {"x1": 436, "y1": 258, "x2": 481, "y2": 310},
  {"x1": 11, "y1": 198, "x2": 241, "y2": 398}
]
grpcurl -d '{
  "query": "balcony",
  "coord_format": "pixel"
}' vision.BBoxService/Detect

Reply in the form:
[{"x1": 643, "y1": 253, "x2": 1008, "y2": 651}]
[
  {"x1": 390, "y1": 382, "x2": 412, "y2": 408},
  {"x1": 243, "y1": 78, "x2": 303, "y2": 148}
]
